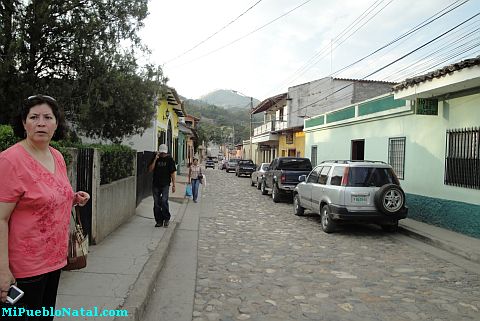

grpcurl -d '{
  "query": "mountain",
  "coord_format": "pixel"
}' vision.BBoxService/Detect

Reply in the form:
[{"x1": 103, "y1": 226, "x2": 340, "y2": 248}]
[{"x1": 199, "y1": 89, "x2": 260, "y2": 109}]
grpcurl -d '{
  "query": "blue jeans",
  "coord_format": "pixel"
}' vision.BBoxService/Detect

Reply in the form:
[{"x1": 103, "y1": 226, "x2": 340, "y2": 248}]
[
  {"x1": 191, "y1": 179, "x2": 201, "y2": 201},
  {"x1": 152, "y1": 185, "x2": 171, "y2": 223}
]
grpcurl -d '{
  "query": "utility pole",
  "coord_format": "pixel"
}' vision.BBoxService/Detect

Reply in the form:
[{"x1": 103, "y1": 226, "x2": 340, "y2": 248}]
[
  {"x1": 250, "y1": 96, "x2": 253, "y2": 162},
  {"x1": 231, "y1": 90, "x2": 254, "y2": 161}
]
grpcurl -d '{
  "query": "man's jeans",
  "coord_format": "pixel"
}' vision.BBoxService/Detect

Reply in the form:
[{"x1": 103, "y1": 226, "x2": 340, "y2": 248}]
[{"x1": 152, "y1": 185, "x2": 171, "y2": 223}]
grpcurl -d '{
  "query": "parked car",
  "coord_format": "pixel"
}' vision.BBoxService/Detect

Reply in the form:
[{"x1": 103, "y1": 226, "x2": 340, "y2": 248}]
[
  {"x1": 251, "y1": 163, "x2": 270, "y2": 189},
  {"x1": 226, "y1": 158, "x2": 240, "y2": 172},
  {"x1": 235, "y1": 159, "x2": 255, "y2": 177},
  {"x1": 205, "y1": 158, "x2": 215, "y2": 169},
  {"x1": 261, "y1": 157, "x2": 313, "y2": 203},
  {"x1": 293, "y1": 160, "x2": 408, "y2": 233}
]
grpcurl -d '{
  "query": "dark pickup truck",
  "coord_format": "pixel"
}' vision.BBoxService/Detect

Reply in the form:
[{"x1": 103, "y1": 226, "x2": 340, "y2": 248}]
[{"x1": 261, "y1": 157, "x2": 313, "y2": 203}]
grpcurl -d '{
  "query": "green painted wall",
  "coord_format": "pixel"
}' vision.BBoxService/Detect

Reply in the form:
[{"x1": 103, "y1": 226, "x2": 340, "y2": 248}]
[
  {"x1": 305, "y1": 92, "x2": 480, "y2": 237},
  {"x1": 177, "y1": 132, "x2": 186, "y2": 174},
  {"x1": 406, "y1": 193, "x2": 480, "y2": 238},
  {"x1": 326, "y1": 106, "x2": 356, "y2": 123},
  {"x1": 305, "y1": 115, "x2": 325, "y2": 128},
  {"x1": 358, "y1": 95, "x2": 406, "y2": 116}
]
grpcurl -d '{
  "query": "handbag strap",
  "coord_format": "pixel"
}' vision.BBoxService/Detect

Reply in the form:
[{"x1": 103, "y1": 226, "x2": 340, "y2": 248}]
[{"x1": 71, "y1": 206, "x2": 82, "y2": 226}]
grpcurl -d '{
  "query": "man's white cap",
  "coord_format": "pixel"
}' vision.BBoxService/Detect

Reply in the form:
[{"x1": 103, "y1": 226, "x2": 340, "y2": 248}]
[{"x1": 158, "y1": 144, "x2": 168, "y2": 153}]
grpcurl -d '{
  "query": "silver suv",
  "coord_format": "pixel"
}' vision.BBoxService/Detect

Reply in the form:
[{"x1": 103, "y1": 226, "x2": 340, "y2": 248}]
[{"x1": 293, "y1": 160, "x2": 408, "y2": 233}]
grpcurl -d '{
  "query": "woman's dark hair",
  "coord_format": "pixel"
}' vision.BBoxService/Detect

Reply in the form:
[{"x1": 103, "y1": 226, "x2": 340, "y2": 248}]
[{"x1": 11, "y1": 94, "x2": 67, "y2": 140}]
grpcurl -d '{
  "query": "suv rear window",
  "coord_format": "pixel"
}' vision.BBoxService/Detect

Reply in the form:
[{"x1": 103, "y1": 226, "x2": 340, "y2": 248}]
[
  {"x1": 239, "y1": 160, "x2": 254, "y2": 165},
  {"x1": 347, "y1": 167, "x2": 398, "y2": 187},
  {"x1": 278, "y1": 159, "x2": 312, "y2": 170}
]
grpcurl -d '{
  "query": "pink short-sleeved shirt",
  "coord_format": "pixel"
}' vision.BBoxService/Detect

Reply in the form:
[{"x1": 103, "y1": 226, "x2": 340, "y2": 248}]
[{"x1": 0, "y1": 143, "x2": 74, "y2": 278}]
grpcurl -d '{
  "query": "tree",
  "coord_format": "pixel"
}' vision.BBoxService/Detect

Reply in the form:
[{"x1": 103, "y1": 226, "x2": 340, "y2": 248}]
[
  {"x1": 75, "y1": 59, "x2": 166, "y2": 143},
  {"x1": 0, "y1": 0, "x2": 160, "y2": 143}
]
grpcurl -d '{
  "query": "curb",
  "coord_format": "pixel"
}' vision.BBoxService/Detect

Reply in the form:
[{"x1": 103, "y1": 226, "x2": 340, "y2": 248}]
[
  {"x1": 398, "y1": 226, "x2": 480, "y2": 265},
  {"x1": 115, "y1": 200, "x2": 189, "y2": 321}
]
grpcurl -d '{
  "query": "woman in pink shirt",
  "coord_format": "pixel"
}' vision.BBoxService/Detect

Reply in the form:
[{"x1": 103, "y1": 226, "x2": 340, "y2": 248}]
[{"x1": 0, "y1": 95, "x2": 90, "y2": 320}]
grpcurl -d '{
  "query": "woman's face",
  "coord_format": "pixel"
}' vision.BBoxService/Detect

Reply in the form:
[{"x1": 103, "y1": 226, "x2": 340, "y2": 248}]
[
  {"x1": 23, "y1": 103, "x2": 58, "y2": 143},
  {"x1": 193, "y1": 159, "x2": 198, "y2": 165}
]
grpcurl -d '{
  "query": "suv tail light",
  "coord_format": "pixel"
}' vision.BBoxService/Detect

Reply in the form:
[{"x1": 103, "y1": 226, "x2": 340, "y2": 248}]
[
  {"x1": 281, "y1": 174, "x2": 286, "y2": 183},
  {"x1": 341, "y1": 167, "x2": 349, "y2": 186}
]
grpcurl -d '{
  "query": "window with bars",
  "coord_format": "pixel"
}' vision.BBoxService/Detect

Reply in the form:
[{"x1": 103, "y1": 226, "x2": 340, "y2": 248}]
[
  {"x1": 388, "y1": 137, "x2": 405, "y2": 180},
  {"x1": 311, "y1": 145, "x2": 318, "y2": 167},
  {"x1": 445, "y1": 127, "x2": 480, "y2": 189}
]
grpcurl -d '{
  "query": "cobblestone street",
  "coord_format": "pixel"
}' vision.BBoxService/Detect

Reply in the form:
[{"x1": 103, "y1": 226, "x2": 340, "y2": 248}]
[{"x1": 193, "y1": 168, "x2": 480, "y2": 321}]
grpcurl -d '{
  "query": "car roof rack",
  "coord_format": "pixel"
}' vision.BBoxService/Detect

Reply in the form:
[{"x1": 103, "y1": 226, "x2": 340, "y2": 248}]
[{"x1": 319, "y1": 160, "x2": 387, "y2": 164}]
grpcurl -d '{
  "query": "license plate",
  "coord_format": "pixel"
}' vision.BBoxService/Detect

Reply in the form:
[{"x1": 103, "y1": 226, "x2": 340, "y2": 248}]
[{"x1": 352, "y1": 195, "x2": 367, "y2": 203}]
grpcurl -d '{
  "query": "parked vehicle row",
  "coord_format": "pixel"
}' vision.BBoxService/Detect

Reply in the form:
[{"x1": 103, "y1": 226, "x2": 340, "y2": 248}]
[
  {"x1": 260, "y1": 157, "x2": 312, "y2": 203},
  {"x1": 243, "y1": 157, "x2": 409, "y2": 234}
]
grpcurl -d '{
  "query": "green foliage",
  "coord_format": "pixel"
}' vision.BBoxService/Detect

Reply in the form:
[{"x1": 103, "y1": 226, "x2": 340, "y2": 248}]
[
  {"x1": 75, "y1": 60, "x2": 164, "y2": 143},
  {"x1": 0, "y1": 125, "x2": 18, "y2": 152},
  {"x1": 95, "y1": 144, "x2": 136, "y2": 185},
  {"x1": 0, "y1": 0, "x2": 163, "y2": 143},
  {"x1": 185, "y1": 99, "x2": 261, "y2": 145},
  {"x1": 49, "y1": 141, "x2": 73, "y2": 166}
]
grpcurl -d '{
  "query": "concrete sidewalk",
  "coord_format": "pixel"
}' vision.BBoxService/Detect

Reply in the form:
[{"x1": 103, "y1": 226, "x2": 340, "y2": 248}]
[
  {"x1": 55, "y1": 168, "x2": 190, "y2": 321},
  {"x1": 399, "y1": 218, "x2": 480, "y2": 264}
]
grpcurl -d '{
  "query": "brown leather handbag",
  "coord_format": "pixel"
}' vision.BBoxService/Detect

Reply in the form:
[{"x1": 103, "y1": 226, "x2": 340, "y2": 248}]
[{"x1": 63, "y1": 207, "x2": 88, "y2": 271}]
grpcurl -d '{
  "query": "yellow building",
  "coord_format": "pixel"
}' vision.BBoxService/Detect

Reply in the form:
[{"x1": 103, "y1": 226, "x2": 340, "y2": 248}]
[{"x1": 155, "y1": 87, "x2": 186, "y2": 164}]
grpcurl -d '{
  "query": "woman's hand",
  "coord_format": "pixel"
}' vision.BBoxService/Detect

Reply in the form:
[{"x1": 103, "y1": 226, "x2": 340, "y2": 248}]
[
  {"x1": 74, "y1": 191, "x2": 90, "y2": 207},
  {"x1": 0, "y1": 269, "x2": 15, "y2": 303}
]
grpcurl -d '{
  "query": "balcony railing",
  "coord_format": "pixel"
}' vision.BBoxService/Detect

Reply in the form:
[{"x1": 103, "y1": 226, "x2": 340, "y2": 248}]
[{"x1": 253, "y1": 120, "x2": 287, "y2": 136}]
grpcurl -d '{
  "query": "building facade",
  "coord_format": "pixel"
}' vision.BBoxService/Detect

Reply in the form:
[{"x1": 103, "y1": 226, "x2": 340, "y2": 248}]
[{"x1": 303, "y1": 57, "x2": 480, "y2": 238}]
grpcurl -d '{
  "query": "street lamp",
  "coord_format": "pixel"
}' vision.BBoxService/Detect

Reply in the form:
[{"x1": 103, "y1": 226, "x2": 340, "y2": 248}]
[{"x1": 232, "y1": 90, "x2": 254, "y2": 162}]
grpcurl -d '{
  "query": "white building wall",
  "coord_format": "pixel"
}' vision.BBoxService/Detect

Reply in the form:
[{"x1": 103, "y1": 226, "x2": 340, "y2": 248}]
[{"x1": 305, "y1": 92, "x2": 480, "y2": 205}]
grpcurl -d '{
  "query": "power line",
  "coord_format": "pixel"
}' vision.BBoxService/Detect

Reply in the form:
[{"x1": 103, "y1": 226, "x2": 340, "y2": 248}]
[
  {"x1": 267, "y1": 0, "x2": 470, "y2": 98},
  {"x1": 332, "y1": 0, "x2": 470, "y2": 78},
  {"x1": 268, "y1": 0, "x2": 393, "y2": 96},
  {"x1": 164, "y1": 0, "x2": 264, "y2": 65},
  {"x1": 170, "y1": 0, "x2": 312, "y2": 69},
  {"x1": 346, "y1": 11, "x2": 479, "y2": 83},
  {"x1": 289, "y1": 11, "x2": 480, "y2": 117}
]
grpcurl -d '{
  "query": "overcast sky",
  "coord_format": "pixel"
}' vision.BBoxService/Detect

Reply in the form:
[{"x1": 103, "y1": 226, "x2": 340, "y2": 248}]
[{"x1": 139, "y1": 0, "x2": 480, "y2": 101}]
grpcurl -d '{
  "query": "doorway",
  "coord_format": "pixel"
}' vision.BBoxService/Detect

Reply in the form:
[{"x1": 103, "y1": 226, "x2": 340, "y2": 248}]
[{"x1": 351, "y1": 139, "x2": 365, "y2": 160}]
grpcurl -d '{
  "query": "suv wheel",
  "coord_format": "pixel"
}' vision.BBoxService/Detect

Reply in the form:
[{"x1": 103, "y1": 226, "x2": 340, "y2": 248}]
[
  {"x1": 272, "y1": 184, "x2": 281, "y2": 203},
  {"x1": 261, "y1": 180, "x2": 268, "y2": 195},
  {"x1": 256, "y1": 179, "x2": 261, "y2": 190},
  {"x1": 293, "y1": 194, "x2": 304, "y2": 216},
  {"x1": 320, "y1": 205, "x2": 336, "y2": 233},
  {"x1": 374, "y1": 184, "x2": 405, "y2": 215}
]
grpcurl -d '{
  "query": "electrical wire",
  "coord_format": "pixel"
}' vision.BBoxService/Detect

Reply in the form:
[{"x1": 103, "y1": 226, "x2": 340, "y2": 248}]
[
  {"x1": 164, "y1": 0, "x2": 264, "y2": 65},
  {"x1": 350, "y1": 15, "x2": 480, "y2": 82},
  {"x1": 288, "y1": 11, "x2": 480, "y2": 117},
  {"x1": 269, "y1": 0, "x2": 393, "y2": 96},
  {"x1": 267, "y1": 0, "x2": 469, "y2": 98},
  {"x1": 170, "y1": 0, "x2": 313, "y2": 69}
]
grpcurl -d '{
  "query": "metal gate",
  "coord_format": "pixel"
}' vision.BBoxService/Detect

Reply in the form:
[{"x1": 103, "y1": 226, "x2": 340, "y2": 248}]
[
  {"x1": 136, "y1": 151, "x2": 154, "y2": 206},
  {"x1": 76, "y1": 148, "x2": 94, "y2": 241}
]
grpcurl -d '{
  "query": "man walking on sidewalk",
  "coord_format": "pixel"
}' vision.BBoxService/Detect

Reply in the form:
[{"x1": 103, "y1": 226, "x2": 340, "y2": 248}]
[{"x1": 148, "y1": 144, "x2": 176, "y2": 227}]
